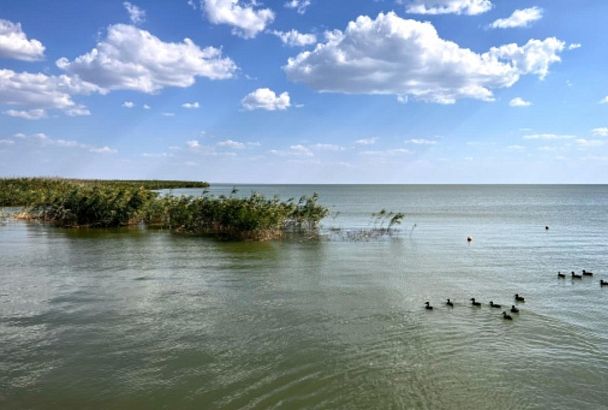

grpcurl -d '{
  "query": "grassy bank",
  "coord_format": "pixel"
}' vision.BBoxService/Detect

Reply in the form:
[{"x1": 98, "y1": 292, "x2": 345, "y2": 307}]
[{"x1": 1, "y1": 178, "x2": 327, "y2": 240}]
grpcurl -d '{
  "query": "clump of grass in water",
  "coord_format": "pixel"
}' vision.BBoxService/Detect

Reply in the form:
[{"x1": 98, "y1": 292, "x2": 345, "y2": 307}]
[
  {"x1": 330, "y1": 209, "x2": 405, "y2": 241},
  {"x1": 7, "y1": 178, "x2": 329, "y2": 241}
]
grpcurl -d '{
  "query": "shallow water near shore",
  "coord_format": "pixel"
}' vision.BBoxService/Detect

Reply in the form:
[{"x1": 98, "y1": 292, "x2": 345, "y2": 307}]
[{"x1": 1, "y1": 185, "x2": 608, "y2": 409}]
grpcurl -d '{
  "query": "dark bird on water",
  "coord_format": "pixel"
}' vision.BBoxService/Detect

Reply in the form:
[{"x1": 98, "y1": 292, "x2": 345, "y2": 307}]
[
  {"x1": 446, "y1": 299, "x2": 454, "y2": 307},
  {"x1": 425, "y1": 301, "x2": 433, "y2": 310},
  {"x1": 470, "y1": 298, "x2": 481, "y2": 307},
  {"x1": 511, "y1": 305, "x2": 520, "y2": 313},
  {"x1": 545, "y1": 226, "x2": 549, "y2": 231},
  {"x1": 557, "y1": 272, "x2": 566, "y2": 279},
  {"x1": 571, "y1": 272, "x2": 583, "y2": 279},
  {"x1": 467, "y1": 236, "x2": 472, "y2": 243},
  {"x1": 502, "y1": 312, "x2": 513, "y2": 321},
  {"x1": 601, "y1": 280, "x2": 608, "y2": 287},
  {"x1": 489, "y1": 301, "x2": 502, "y2": 308},
  {"x1": 582, "y1": 270, "x2": 594, "y2": 276},
  {"x1": 514, "y1": 294, "x2": 525, "y2": 302}
]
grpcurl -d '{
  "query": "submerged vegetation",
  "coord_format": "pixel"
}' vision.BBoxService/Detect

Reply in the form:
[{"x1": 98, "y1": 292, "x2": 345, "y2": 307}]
[{"x1": 0, "y1": 178, "x2": 328, "y2": 240}]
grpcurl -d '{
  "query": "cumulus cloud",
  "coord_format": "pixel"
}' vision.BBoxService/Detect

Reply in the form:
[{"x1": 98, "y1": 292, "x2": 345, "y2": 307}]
[
  {"x1": 284, "y1": 0, "x2": 311, "y2": 14},
  {"x1": 217, "y1": 139, "x2": 246, "y2": 149},
  {"x1": 523, "y1": 133, "x2": 575, "y2": 140},
  {"x1": 591, "y1": 128, "x2": 608, "y2": 137},
  {"x1": 186, "y1": 140, "x2": 201, "y2": 148},
  {"x1": 122, "y1": 101, "x2": 135, "y2": 108},
  {"x1": 202, "y1": 0, "x2": 275, "y2": 39},
  {"x1": 405, "y1": 0, "x2": 492, "y2": 15},
  {"x1": 56, "y1": 24, "x2": 236, "y2": 93},
  {"x1": 490, "y1": 7, "x2": 543, "y2": 29},
  {"x1": 285, "y1": 13, "x2": 566, "y2": 104},
  {"x1": 0, "y1": 19, "x2": 45, "y2": 61},
  {"x1": 270, "y1": 144, "x2": 313, "y2": 157},
  {"x1": 509, "y1": 97, "x2": 531, "y2": 107},
  {"x1": 123, "y1": 2, "x2": 146, "y2": 25},
  {"x1": 182, "y1": 101, "x2": 200, "y2": 109},
  {"x1": 600, "y1": 96, "x2": 608, "y2": 104},
  {"x1": 355, "y1": 137, "x2": 378, "y2": 145},
  {"x1": 4, "y1": 132, "x2": 116, "y2": 153},
  {"x1": 241, "y1": 88, "x2": 291, "y2": 111},
  {"x1": 0, "y1": 68, "x2": 96, "y2": 116},
  {"x1": 271, "y1": 30, "x2": 317, "y2": 47},
  {"x1": 3, "y1": 108, "x2": 47, "y2": 120},
  {"x1": 407, "y1": 138, "x2": 437, "y2": 144},
  {"x1": 575, "y1": 139, "x2": 605, "y2": 147}
]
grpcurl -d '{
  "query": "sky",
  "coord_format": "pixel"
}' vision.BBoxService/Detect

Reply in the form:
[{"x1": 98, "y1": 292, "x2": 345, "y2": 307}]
[{"x1": 0, "y1": 0, "x2": 607, "y2": 183}]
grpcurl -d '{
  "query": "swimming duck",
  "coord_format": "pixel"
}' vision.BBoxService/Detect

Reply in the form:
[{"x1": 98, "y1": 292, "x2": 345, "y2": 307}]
[
  {"x1": 467, "y1": 236, "x2": 472, "y2": 243},
  {"x1": 446, "y1": 299, "x2": 454, "y2": 307},
  {"x1": 502, "y1": 312, "x2": 513, "y2": 320},
  {"x1": 545, "y1": 226, "x2": 549, "y2": 231},
  {"x1": 510, "y1": 305, "x2": 519, "y2": 313},
  {"x1": 557, "y1": 272, "x2": 566, "y2": 279},
  {"x1": 425, "y1": 301, "x2": 433, "y2": 310},
  {"x1": 514, "y1": 294, "x2": 525, "y2": 302},
  {"x1": 582, "y1": 270, "x2": 594, "y2": 276},
  {"x1": 470, "y1": 298, "x2": 481, "y2": 307},
  {"x1": 571, "y1": 272, "x2": 582, "y2": 279},
  {"x1": 489, "y1": 301, "x2": 502, "y2": 308},
  {"x1": 600, "y1": 280, "x2": 608, "y2": 287}
]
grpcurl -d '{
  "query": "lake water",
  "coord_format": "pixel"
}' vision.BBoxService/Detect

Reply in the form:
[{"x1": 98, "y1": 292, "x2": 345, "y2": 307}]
[{"x1": 1, "y1": 185, "x2": 608, "y2": 409}]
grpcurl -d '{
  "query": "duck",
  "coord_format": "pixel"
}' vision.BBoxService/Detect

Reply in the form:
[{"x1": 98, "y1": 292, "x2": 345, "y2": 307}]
[
  {"x1": 489, "y1": 301, "x2": 502, "y2": 308},
  {"x1": 557, "y1": 271, "x2": 566, "y2": 279},
  {"x1": 582, "y1": 269, "x2": 594, "y2": 276},
  {"x1": 502, "y1": 312, "x2": 513, "y2": 321},
  {"x1": 600, "y1": 280, "x2": 608, "y2": 287},
  {"x1": 514, "y1": 294, "x2": 525, "y2": 302},
  {"x1": 446, "y1": 299, "x2": 454, "y2": 307},
  {"x1": 545, "y1": 226, "x2": 549, "y2": 231},
  {"x1": 425, "y1": 301, "x2": 433, "y2": 310},
  {"x1": 510, "y1": 305, "x2": 519, "y2": 314},
  {"x1": 571, "y1": 271, "x2": 583, "y2": 279},
  {"x1": 467, "y1": 236, "x2": 473, "y2": 243},
  {"x1": 470, "y1": 298, "x2": 481, "y2": 307}
]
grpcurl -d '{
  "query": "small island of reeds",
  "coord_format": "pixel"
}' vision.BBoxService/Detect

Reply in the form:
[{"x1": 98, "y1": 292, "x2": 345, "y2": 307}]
[{"x1": 0, "y1": 178, "x2": 328, "y2": 240}]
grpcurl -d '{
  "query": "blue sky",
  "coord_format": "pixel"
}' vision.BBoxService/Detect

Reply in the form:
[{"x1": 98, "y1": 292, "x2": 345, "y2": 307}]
[{"x1": 0, "y1": 0, "x2": 607, "y2": 183}]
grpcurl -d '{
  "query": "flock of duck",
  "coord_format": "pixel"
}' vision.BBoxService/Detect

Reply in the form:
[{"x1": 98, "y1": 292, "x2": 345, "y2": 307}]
[
  {"x1": 424, "y1": 293, "x2": 526, "y2": 321},
  {"x1": 424, "y1": 270, "x2": 607, "y2": 322}
]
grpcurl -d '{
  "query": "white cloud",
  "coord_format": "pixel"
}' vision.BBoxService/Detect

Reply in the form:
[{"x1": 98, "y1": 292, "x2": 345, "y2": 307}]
[
  {"x1": 202, "y1": 0, "x2": 275, "y2": 39},
  {"x1": 311, "y1": 143, "x2": 344, "y2": 151},
  {"x1": 3, "y1": 108, "x2": 47, "y2": 120},
  {"x1": 270, "y1": 144, "x2": 314, "y2": 157},
  {"x1": 56, "y1": 24, "x2": 237, "y2": 93},
  {"x1": 0, "y1": 19, "x2": 45, "y2": 61},
  {"x1": 284, "y1": 13, "x2": 566, "y2": 104},
  {"x1": 509, "y1": 97, "x2": 531, "y2": 107},
  {"x1": 182, "y1": 101, "x2": 200, "y2": 109},
  {"x1": 90, "y1": 146, "x2": 117, "y2": 154},
  {"x1": 490, "y1": 7, "x2": 543, "y2": 29},
  {"x1": 284, "y1": 0, "x2": 311, "y2": 14},
  {"x1": 600, "y1": 96, "x2": 608, "y2": 104},
  {"x1": 123, "y1": 2, "x2": 146, "y2": 25},
  {"x1": 161, "y1": 112, "x2": 175, "y2": 117},
  {"x1": 217, "y1": 139, "x2": 246, "y2": 149},
  {"x1": 8, "y1": 132, "x2": 116, "y2": 153},
  {"x1": 143, "y1": 104, "x2": 151, "y2": 109},
  {"x1": 122, "y1": 101, "x2": 135, "y2": 108},
  {"x1": 241, "y1": 88, "x2": 291, "y2": 111},
  {"x1": 271, "y1": 30, "x2": 317, "y2": 47},
  {"x1": 523, "y1": 133, "x2": 575, "y2": 140},
  {"x1": 0, "y1": 68, "x2": 96, "y2": 116},
  {"x1": 355, "y1": 137, "x2": 378, "y2": 145},
  {"x1": 407, "y1": 138, "x2": 437, "y2": 145},
  {"x1": 405, "y1": 0, "x2": 492, "y2": 15},
  {"x1": 591, "y1": 127, "x2": 608, "y2": 137},
  {"x1": 186, "y1": 140, "x2": 201, "y2": 148},
  {"x1": 361, "y1": 148, "x2": 411, "y2": 156},
  {"x1": 575, "y1": 139, "x2": 605, "y2": 147},
  {"x1": 568, "y1": 43, "x2": 582, "y2": 50}
]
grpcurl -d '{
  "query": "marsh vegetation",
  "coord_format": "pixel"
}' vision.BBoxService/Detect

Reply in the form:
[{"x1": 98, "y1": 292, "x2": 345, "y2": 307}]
[{"x1": 0, "y1": 178, "x2": 328, "y2": 240}]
